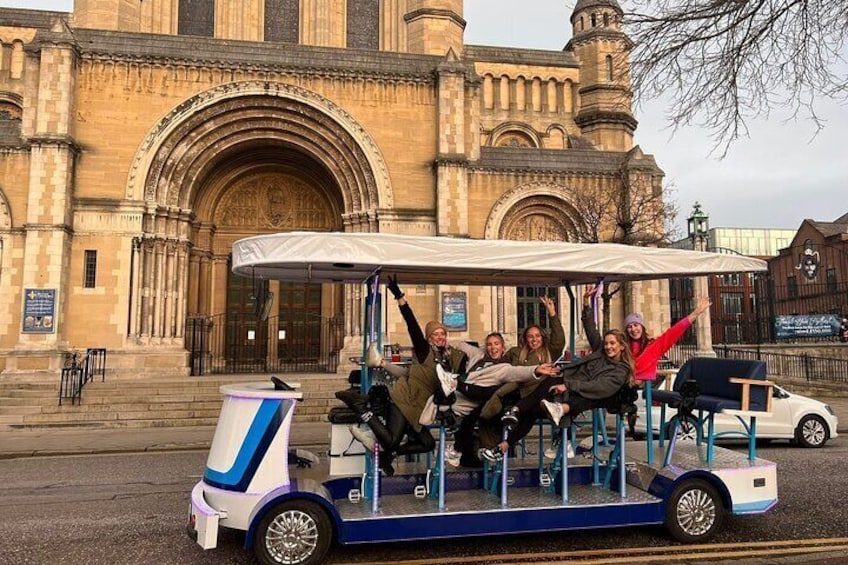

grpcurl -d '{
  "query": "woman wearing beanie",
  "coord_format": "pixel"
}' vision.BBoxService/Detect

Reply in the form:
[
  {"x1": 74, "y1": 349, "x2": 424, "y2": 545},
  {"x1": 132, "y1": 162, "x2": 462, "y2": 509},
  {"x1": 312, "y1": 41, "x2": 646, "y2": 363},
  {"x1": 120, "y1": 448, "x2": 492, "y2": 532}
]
[{"x1": 615, "y1": 288, "x2": 710, "y2": 438}]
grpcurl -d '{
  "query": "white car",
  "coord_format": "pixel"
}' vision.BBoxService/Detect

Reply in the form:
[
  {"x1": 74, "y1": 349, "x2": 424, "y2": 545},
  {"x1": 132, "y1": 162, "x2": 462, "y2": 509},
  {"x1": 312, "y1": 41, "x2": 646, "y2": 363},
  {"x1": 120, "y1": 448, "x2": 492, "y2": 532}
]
[{"x1": 633, "y1": 382, "x2": 839, "y2": 448}]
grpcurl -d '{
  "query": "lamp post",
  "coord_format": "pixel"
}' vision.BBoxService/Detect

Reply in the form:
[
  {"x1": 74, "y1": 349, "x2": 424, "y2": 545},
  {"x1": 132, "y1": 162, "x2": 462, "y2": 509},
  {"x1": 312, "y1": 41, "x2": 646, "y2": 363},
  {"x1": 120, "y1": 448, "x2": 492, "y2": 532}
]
[{"x1": 687, "y1": 202, "x2": 715, "y2": 356}]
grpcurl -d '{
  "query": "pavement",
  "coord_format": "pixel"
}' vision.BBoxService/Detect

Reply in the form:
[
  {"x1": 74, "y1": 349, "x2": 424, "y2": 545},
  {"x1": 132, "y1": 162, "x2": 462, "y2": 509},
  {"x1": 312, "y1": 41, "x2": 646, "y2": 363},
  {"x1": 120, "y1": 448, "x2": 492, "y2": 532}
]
[{"x1": 0, "y1": 395, "x2": 846, "y2": 460}]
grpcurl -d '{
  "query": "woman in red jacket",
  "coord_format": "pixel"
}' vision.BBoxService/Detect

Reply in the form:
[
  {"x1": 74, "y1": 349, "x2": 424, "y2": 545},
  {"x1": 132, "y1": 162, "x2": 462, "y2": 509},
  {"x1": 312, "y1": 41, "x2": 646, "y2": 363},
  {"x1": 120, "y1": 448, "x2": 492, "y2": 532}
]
[{"x1": 585, "y1": 286, "x2": 710, "y2": 438}]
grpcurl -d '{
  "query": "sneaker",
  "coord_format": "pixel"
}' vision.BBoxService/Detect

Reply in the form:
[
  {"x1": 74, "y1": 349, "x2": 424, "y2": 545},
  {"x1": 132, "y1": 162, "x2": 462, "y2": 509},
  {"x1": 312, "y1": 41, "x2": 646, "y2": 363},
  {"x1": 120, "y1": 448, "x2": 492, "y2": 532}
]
[
  {"x1": 444, "y1": 443, "x2": 461, "y2": 461},
  {"x1": 478, "y1": 447, "x2": 504, "y2": 463},
  {"x1": 501, "y1": 406, "x2": 519, "y2": 430},
  {"x1": 436, "y1": 364, "x2": 457, "y2": 396},
  {"x1": 541, "y1": 399, "x2": 564, "y2": 427},
  {"x1": 349, "y1": 425, "x2": 376, "y2": 453},
  {"x1": 544, "y1": 440, "x2": 574, "y2": 460}
]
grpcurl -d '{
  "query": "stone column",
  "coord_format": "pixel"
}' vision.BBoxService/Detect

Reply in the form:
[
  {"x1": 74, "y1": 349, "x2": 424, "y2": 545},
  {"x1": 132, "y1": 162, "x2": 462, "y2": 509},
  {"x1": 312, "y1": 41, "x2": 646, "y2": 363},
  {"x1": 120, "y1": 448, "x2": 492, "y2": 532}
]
[{"x1": 14, "y1": 26, "x2": 78, "y2": 364}]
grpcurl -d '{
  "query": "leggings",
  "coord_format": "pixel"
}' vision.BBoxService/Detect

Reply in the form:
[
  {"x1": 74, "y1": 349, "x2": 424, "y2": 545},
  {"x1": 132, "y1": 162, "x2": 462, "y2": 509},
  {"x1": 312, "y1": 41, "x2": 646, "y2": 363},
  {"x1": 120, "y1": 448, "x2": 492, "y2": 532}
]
[{"x1": 380, "y1": 404, "x2": 436, "y2": 456}]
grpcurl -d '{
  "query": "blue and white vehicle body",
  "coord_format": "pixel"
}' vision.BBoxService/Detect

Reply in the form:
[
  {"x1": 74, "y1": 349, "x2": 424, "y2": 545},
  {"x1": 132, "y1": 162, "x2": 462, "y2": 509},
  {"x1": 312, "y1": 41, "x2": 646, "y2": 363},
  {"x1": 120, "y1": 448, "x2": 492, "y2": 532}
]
[{"x1": 188, "y1": 232, "x2": 779, "y2": 564}]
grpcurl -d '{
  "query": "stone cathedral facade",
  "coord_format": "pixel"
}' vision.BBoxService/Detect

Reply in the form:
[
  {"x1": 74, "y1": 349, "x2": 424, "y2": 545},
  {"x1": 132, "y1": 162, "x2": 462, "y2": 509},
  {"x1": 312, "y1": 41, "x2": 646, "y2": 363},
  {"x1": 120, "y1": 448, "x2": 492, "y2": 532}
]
[{"x1": 0, "y1": 0, "x2": 666, "y2": 377}]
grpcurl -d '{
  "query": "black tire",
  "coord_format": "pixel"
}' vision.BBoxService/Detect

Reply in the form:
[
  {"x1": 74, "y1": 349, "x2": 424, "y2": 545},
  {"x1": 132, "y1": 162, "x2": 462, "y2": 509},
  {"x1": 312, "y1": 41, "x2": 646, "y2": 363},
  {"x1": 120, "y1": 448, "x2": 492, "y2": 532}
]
[
  {"x1": 665, "y1": 478, "x2": 725, "y2": 543},
  {"x1": 254, "y1": 499, "x2": 333, "y2": 565},
  {"x1": 666, "y1": 415, "x2": 699, "y2": 442},
  {"x1": 795, "y1": 414, "x2": 829, "y2": 448}
]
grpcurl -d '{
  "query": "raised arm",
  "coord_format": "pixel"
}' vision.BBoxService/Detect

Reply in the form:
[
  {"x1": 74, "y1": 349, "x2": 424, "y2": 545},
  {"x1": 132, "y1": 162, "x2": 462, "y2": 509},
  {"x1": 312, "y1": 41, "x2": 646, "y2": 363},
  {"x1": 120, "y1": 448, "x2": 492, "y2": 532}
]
[
  {"x1": 581, "y1": 286, "x2": 602, "y2": 352},
  {"x1": 388, "y1": 275, "x2": 429, "y2": 363},
  {"x1": 541, "y1": 295, "x2": 566, "y2": 359}
]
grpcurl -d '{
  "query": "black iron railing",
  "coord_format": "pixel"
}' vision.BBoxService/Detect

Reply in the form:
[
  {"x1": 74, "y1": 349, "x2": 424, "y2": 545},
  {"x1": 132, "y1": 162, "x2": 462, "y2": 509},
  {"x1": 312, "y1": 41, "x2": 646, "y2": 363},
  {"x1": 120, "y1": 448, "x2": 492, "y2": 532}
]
[
  {"x1": 185, "y1": 313, "x2": 344, "y2": 375},
  {"x1": 58, "y1": 348, "x2": 107, "y2": 405},
  {"x1": 665, "y1": 344, "x2": 848, "y2": 385}
]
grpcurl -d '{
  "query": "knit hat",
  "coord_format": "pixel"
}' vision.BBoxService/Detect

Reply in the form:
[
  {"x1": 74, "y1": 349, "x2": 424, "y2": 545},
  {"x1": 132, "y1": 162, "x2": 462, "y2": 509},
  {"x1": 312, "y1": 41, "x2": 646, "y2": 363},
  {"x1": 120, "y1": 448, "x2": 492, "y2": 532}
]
[
  {"x1": 424, "y1": 320, "x2": 447, "y2": 339},
  {"x1": 624, "y1": 312, "x2": 645, "y2": 328}
]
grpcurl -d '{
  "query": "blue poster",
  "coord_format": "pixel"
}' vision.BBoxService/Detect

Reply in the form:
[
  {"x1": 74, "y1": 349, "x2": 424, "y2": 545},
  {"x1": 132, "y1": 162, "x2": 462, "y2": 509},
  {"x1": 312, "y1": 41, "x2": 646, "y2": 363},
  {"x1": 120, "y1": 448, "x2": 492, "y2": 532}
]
[
  {"x1": 441, "y1": 292, "x2": 467, "y2": 331},
  {"x1": 22, "y1": 288, "x2": 56, "y2": 334},
  {"x1": 774, "y1": 314, "x2": 841, "y2": 339}
]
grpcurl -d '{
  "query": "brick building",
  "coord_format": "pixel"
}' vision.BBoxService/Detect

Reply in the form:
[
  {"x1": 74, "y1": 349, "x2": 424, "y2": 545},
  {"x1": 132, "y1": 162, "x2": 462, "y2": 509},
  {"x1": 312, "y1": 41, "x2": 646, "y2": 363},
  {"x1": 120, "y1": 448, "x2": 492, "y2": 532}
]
[{"x1": 0, "y1": 0, "x2": 666, "y2": 377}]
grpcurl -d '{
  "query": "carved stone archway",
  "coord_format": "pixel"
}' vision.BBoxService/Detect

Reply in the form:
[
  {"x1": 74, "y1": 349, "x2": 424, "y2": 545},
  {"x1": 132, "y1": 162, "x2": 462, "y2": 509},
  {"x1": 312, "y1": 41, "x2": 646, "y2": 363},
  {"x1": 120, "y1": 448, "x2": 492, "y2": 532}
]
[
  {"x1": 484, "y1": 181, "x2": 586, "y2": 344},
  {"x1": 125, "y1": 81, "x2": 392, "y2": 345}
]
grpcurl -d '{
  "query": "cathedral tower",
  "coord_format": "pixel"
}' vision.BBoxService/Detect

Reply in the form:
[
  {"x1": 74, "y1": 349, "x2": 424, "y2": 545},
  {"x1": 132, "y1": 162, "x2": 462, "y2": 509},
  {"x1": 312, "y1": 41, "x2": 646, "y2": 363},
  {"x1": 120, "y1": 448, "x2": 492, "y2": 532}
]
[
  {"x1": 567, "y1": 0, "x2": 636, "y2": 151},
  {"x1": 404, "y1": 0, "x2": 465, "y2": 56}
]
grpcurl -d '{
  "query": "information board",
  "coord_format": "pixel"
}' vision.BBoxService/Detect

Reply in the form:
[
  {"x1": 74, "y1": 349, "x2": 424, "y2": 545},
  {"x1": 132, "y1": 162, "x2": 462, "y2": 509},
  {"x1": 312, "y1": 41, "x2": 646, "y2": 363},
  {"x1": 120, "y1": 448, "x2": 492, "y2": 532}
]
[
  {"x1": 774, "y1": 314, "x2": 841, "y2": 339},
  {"x1": 441, "y1": 291, "x2": 467, "y2": 331},
  {"x1": 22, "y1": 288, "x2": 56, "y2": 334}
]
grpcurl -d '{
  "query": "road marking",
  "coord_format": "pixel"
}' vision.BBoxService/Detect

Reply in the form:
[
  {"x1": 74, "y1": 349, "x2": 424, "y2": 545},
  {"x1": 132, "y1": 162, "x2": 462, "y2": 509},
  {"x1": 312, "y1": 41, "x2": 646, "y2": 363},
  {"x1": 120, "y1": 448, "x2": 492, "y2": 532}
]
[{"x1": 343, "y1": 538, "x2": 848, "y2": 565}]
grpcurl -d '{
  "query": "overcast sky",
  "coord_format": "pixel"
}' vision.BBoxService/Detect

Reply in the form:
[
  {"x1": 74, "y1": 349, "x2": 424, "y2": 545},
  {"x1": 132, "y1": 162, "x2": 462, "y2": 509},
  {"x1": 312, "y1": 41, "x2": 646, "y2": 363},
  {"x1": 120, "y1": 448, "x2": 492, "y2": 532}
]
[{"x1": 2, "y1": 0, "x2": 844, "y2": 232}]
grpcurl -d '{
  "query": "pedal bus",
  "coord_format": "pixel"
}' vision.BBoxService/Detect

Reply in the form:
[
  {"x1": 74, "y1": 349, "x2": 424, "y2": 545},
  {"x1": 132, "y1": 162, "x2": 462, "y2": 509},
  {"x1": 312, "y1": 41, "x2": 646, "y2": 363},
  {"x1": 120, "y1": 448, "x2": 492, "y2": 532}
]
[{"x1": 187, "y1": 231, "x2": 778, "y2": 564}]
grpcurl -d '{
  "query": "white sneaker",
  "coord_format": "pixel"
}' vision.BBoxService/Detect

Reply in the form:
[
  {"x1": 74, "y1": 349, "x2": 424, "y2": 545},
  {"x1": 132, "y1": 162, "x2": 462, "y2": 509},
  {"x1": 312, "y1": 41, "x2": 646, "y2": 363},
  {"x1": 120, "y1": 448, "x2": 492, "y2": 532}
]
[
  {"x1": 445, "y1": 448, "x2": 461, "y2": 468},
  {"x1": 349, "y1": 425, "x2": 376, "y2": 452},
  {"x1": 544, "y1": 440, "x2": 574, "y2": 460},
  {"x1": 436, "y1": 364, "x2": 457, "y2": 396},
  {"x1": 541, "y1": 399, "x2": 564, "y2": 427},
  {"x1": 444, "y1": 443, "x2": 461, "y2": 461}
]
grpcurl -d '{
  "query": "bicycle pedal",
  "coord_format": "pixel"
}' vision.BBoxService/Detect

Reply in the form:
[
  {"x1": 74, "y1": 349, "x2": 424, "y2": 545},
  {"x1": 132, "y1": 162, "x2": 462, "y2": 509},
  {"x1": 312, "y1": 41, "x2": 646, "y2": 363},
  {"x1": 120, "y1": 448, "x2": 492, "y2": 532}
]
[
  {"x1": 348, "y1": 489, "x2": 362, "y2": 503},
  {"x1": 413, "y1": 485, "x2": 427, "y2": 499},
  {"x1": 506, "y1": 475, "x2": 516, "y2": 486},
  {"x1": 539, "y1": 473, "x2": 552, "y2": 487}
]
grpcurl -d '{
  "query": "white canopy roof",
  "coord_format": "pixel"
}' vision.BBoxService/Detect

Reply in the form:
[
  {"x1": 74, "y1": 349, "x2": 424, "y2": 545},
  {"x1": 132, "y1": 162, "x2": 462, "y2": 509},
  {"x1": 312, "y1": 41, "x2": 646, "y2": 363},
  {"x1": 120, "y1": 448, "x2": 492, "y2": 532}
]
[{"x1": 232, "y1": 232, "x2": 767, "y2": 286}]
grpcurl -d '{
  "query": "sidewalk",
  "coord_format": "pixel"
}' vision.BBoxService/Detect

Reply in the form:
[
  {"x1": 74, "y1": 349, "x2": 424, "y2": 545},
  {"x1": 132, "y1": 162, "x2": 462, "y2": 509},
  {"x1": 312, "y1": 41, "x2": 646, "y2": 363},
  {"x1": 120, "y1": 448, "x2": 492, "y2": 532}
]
[
  {"x1": 0, "y1": 421, "x2": 330, "y2": 459},
  {"x1": 0, "y1": 396, "x2": 845, "y2": 460}
]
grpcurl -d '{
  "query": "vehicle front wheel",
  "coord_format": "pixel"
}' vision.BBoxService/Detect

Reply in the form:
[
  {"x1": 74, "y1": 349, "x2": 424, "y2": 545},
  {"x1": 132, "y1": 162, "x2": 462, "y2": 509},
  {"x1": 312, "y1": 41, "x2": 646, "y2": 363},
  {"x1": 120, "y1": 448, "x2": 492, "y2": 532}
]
[
  {"x1": 254, "y1": 499, "x2": 333, "y2": 565},
  {"x1": 665, "y1": 478, "x2": 724, "y2": 543},
  {"x1": 795, "y1": 414, "x2": 829, "y2": 448}
]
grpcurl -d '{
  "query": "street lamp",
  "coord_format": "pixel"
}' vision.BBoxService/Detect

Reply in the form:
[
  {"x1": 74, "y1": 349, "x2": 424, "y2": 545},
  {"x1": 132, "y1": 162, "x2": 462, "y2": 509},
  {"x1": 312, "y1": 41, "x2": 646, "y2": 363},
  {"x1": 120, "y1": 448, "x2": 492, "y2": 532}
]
[{"x1": 687, "y1": 202, "x2": 710, "y2": 251}]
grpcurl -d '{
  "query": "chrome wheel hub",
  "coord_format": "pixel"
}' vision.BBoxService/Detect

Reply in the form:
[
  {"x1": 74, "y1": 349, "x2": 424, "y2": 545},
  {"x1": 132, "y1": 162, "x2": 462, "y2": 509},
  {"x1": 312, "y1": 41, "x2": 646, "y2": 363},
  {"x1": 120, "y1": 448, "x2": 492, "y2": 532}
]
[
  {"x1": 677, "y1": 488, "x2": 716, "y2": 536},
  {"x1": 265, "y1": 509, "x2": 319, "y2": 564},
  {"x1": 802, "y1": 419, "x2": 825, "y2": 446}
]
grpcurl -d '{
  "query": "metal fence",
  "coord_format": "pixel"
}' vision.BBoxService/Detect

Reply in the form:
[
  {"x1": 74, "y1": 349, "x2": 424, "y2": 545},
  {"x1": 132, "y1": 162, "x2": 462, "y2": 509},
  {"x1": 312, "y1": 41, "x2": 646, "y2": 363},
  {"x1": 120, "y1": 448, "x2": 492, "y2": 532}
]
[
  {"x1": 186, "y1": 313, "x2": 344, "y2": 375},
  {"x1": 58, "y1": 348, "x2": 107, "y2": 405},
  {"x1": 664, "y1": 344, "x2": 848, "y2": 386}
]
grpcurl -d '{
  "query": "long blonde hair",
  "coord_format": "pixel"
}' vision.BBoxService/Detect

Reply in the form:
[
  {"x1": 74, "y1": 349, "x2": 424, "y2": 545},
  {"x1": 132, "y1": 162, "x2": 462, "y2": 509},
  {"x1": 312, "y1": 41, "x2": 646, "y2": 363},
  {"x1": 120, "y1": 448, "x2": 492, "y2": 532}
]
[
  {"x1": 517, "y1": 324, "x2": 551, "y2": 365},
  {"x1": 605, "y1": 329, "x2": 636, "y2": 384}
]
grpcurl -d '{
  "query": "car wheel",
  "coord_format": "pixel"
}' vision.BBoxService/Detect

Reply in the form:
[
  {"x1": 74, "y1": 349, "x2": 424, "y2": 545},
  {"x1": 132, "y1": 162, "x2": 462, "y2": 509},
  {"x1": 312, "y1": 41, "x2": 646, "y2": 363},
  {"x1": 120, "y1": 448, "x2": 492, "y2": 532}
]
[
  {"x1": 254, "y1": 499, "x2": 333, "y2": 565},
  {"x1": 795, "y1": 414, "x2": 829, "y2": 448},
  {"x1": 665, "y1": 478, "x2": 724, "y2": 543},
  {"x1": 666, "y1": 415, "x2": 699, "y2": 442}
]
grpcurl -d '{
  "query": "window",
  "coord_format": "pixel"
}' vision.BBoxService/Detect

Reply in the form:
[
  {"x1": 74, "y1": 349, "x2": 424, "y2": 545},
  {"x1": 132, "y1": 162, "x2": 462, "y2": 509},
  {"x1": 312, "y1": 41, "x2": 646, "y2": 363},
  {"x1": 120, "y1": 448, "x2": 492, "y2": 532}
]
[
  {"x1": 517, "y1": 287, "x2": 558, "y2": 336},
  {"x1": 178, "y1": 0, "x2": 214, "y2": 37},
  {"x1": 787, "y1": 276, "x2": 798, "y2": 298},
  {"x1": 606, "y1": 55, "x2": 613, "y2": 81},
  {"x1": 84, "y1": 250, "x2": 97, "y2": 288},
  {"x1": 347, "y1": 0, "x2": 379, "y2": 49},
  {"x1": 265, "y1": 0, "x2": 299, "y2": 43},
  {"x1": 826, "y1": 268, "x2": 837, "y2": 293},
  {"x1": 591, "y1": 13, "x2": 597, "y2": 27},
  {"x1": 720, "y1": 292, "x2": 743, "y2": 315},
  {"x1": 603, "y1": 13, "x2": 609, "y2": 26}
]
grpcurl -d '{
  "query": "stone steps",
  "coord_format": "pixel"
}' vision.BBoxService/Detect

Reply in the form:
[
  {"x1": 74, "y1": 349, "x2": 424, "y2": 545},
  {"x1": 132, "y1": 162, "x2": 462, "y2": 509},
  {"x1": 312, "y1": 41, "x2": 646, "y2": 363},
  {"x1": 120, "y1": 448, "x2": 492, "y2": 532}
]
[{"x1": 0, "y1": 373, "x2": 348, "y2": 430}]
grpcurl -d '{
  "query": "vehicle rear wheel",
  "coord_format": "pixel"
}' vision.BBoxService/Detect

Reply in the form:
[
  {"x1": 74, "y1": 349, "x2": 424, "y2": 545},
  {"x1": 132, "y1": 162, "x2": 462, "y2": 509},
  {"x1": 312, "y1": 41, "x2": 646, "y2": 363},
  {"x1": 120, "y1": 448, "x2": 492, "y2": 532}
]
[
  {"x1": 665, "y1": 478, "x2": 724, "y2": 543},
  {"x1": 666, "y1": 415, "x2": 699, "y2": 442},
  {"x1": 795, "y1": 414, "x2": 828, "y2": 448},
  {"x1": 254, "y1": 499, "x2": 333, "y2": 565}
]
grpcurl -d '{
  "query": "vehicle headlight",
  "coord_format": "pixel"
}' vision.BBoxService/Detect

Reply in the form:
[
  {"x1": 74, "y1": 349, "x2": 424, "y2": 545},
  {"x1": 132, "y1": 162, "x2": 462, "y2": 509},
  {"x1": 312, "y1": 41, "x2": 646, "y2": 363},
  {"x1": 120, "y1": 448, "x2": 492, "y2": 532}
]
[{"x1": 825, "y1": 405, "x2": 835, "y2": 416}]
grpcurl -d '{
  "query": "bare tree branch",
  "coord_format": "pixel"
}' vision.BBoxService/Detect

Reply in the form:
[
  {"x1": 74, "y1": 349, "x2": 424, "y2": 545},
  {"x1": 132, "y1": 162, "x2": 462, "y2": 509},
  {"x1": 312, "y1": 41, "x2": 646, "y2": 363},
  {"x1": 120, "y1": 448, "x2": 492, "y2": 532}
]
[{"x1": 624, "y1": 0, "x2": 848, "y2": 155}]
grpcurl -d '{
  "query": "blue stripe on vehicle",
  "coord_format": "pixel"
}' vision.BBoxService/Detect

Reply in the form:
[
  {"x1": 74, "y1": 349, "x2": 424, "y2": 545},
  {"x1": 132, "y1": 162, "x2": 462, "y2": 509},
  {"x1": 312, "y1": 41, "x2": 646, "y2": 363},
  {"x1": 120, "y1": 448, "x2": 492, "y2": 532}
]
[
  {"x1": 733, "y1": 499, "x2": 777, "y2": 514},
  {"x1": 203, "y1": 399, "x2": 284, "y2": 491}
]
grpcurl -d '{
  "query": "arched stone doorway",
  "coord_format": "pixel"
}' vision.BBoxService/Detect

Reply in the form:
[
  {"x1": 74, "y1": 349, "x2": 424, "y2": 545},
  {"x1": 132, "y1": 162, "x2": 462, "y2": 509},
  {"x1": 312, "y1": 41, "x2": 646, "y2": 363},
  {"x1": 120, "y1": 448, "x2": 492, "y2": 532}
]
[
  {"x1": 484, "y1": 182, "x2": 584, "y2": 345},
  {"x1": 126, "y1": 81, "x2": 392, "y2": 373}
]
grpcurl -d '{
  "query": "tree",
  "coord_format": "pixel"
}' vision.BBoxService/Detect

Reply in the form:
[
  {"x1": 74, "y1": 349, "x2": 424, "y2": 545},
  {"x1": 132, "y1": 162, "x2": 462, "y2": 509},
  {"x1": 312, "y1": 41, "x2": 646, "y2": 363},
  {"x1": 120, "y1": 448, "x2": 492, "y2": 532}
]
[
  {"x1": 623, "y1": 0, "x2": 847, "y2": 154},
  {"x1": 568, "y1": 153, "x2": 679, "y2": 329}
]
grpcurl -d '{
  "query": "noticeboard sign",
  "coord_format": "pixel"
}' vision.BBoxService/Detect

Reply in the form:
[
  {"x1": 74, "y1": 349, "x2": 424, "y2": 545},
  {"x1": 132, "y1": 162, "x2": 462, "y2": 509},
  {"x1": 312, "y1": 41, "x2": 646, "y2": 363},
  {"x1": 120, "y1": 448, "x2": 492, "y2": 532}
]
[
  {"x1": 22, "y1": 288, "x2": 56, "y2": 334},
  {"x1": 774, "y1": 314, "x2": 841, "y2": 339},
  {"x1": 441, "y1": 291, "x2": 467, "y2": 331}
]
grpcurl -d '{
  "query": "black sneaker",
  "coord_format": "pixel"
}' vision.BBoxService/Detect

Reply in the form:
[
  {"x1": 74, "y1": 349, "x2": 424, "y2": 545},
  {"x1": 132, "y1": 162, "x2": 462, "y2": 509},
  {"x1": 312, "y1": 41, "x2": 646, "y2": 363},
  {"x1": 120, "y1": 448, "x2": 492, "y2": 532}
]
[
  {"x1": 478, "y1": 447, "x2": 504, "y2": 463},
  {"x1": 501, "y1": 406, "x2": 519, "y2": 431}
]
